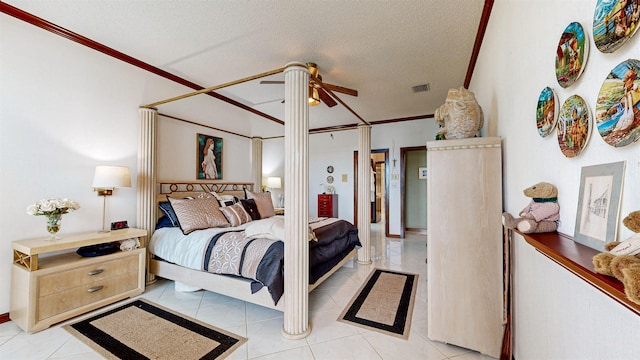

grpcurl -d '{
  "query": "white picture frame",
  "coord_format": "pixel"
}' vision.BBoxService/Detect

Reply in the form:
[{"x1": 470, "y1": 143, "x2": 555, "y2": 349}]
[{"x1": 573, "y1": 161, "x2": 625, "y2": 251}]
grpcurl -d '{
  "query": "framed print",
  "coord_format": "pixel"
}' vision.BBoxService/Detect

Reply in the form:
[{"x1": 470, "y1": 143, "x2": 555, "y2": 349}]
[
  {"x1": 197, "y1": 133, "x2": 223, "y2": 179},
  {"x1": 595, "y1": 59, "x2": 640, "y2": 147},
  {"x1": 536, "y1": 87, "x2": 558, "y2": 138},
  {"x1": 418, "y1": 167, "x2": 427, "y2": 179},
  {"x1": 557, "y1": 94, "x2": 591, "y2": 158},
  {"x1": 574, "y1": 161, "x2": 625, "y2": 252},
  {"x1": 555, "y1": 22, "x2": 589, "y2": 88},
  {"x1": 593, "y1": 0, "x2": 640, "y2": 53}
]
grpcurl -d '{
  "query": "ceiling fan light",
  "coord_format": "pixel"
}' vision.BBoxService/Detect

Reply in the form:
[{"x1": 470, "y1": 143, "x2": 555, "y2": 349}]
[
  {"x1": 306, "y1": 62, "x2": 319, "y2": 78},
  {"x1": 309, "y1": 87, "x2": 320, "y2": 106}
]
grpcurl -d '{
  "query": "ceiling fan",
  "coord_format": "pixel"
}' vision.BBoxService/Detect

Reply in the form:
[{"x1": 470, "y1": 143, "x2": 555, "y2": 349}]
[{"x1": 260, "y1": 62, "x2": 358, "y2": 107}]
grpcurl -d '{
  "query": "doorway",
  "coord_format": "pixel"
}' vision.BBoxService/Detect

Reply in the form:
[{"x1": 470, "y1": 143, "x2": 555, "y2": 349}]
[
  {"x1": 399, "y1": 146, "x2": 427, "y2": 238},
  {"x1": 353, "y1": 149, "x2": 389, "y2": 237}
]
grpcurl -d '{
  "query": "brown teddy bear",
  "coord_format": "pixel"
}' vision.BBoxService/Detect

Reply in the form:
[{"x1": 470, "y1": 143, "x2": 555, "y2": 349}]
[
  {"x1": 593, "y1": 211, "x2": 640, "y2": 305},
  {"x1": 502, "y1": 182, "x2": 559, "y2": 234}
]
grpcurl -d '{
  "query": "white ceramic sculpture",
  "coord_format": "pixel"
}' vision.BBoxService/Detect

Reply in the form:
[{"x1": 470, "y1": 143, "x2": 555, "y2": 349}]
[{"x1": 434, "y1": 86, "x2": 484, "y2": 140}]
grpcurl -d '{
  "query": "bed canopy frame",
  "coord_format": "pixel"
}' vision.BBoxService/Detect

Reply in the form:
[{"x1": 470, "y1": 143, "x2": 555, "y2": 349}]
[{"x1": 137, "y1": 62, "x2": 373, "y2": 339}]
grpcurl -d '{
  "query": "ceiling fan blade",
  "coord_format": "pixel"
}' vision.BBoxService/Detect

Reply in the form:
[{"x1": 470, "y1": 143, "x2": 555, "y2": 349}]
[
  {"x1": 317, "y1": 88, "x2": 338, "y2": 107},
  {"x1": 323, "y1": 83, "x2": 358, "y2": 97},
  {"x1": 260, "y1": 80, "x2": 285, "y2": 84}
]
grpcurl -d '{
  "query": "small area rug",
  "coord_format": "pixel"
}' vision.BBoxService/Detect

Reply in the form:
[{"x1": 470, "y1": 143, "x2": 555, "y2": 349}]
[
  {"x1": 64, "y1": 298, "x2": 246, "y2": 360},
  {"x1": 338, "y1": 268, "x2": 418, "y2": 339}
]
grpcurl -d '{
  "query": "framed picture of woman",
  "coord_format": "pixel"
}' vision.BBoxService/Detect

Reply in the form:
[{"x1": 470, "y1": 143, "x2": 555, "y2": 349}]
[{"x1": 196, "y1": 133, "x2": 223, "y2": 179}]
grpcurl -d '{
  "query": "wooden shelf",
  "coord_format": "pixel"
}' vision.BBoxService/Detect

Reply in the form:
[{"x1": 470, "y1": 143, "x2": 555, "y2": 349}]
[{"x1": 519, "y1": 230, "x2": 640, "y2": 315}]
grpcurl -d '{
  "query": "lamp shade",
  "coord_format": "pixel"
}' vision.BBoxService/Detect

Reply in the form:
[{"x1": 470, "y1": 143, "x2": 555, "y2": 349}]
[
  {"x1": 267, "y1": 177, "x2": 282, "y2": 189},
  {"x1": 92, "y1": 166, "x2": 131, "y2": 188}
]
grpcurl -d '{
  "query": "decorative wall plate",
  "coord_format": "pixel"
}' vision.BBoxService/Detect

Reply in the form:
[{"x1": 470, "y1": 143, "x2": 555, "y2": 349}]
[
  {"x1": 593, "y1": 0, "x2": 640, "y2": 53},
  {"x1": 557, "y1": 95, "x2": 591, "y2": 158},
  {"x1": 327, "y1": 165, "x2": 334, "y2": 173},
  {"x1": 536, "y1": 87, "x2": 558, "y2": 138},
  {"x1": 555, "y1": 22, "x2": 589, "y2": 88},
  {"x1": 326, "y1": 175, "x2": 334, "y2": 184},
  {"x1": 595, "y1": 59, "x2": 640, "y2": 147}
]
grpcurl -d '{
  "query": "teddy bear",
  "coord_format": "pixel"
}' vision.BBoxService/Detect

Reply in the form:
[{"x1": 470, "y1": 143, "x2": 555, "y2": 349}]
[
  {"x1": 502, "y1": 182, "x2": 560, "y2": 234},
  {"x1": 592, "y1": 211, "x2": 640, "y2": 305}
]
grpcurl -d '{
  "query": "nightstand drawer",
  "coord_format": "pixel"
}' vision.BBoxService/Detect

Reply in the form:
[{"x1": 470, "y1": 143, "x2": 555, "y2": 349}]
[
  {"x1": 37, "y1": 271, "x2": 139, "y2": 321},
  {"x1": 39, "y1": 254, "x2": 139, "y2": 297}
]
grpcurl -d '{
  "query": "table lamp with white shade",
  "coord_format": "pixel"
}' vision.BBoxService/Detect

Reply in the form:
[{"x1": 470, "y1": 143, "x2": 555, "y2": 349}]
[
  {"x1": 92, "y1": 165, "x2": 131, "y2": 232},
  {"x1": 266, "y1": 176, "x2": 284, "y2": 208}
]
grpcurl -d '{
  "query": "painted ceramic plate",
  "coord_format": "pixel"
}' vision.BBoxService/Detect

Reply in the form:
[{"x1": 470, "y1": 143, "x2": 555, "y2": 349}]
[
  {"x1": 593, "y1": 0, "x2": 640, "y2": 53},
  {"x1": 595, "y1": 59, "x2": 640, "y2": 147},
  {"x1": 536, "y1": 87, "x2": 558, "y2": 137},
  {"x1": 557, "y1": 95, "x2": 591, "y2": 158},
  {"x1": 555, "y1": 22, "x2": 589, "y2": 88}
]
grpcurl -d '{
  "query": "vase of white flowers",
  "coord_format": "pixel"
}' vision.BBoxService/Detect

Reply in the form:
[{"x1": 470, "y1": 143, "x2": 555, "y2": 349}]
[{"x1": 26, "y1": 198, "x2": 80, "y2": 239}]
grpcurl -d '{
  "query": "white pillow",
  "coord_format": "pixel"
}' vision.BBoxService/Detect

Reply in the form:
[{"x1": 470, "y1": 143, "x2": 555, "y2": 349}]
[
  {"x1": 244, "y1": 217, "x2": 317, "y2": 242},
  {"x1": 244, "y1": 217, "x2": 284, "y2": 241}
]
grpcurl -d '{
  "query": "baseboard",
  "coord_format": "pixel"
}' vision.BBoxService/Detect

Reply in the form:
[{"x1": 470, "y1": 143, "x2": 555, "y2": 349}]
[
  {"x1": 405, "y1": 228, "x2": 427, "y2": 235},
  {"x1": 387, "y1": 234, "x2": 401, "y2": 238},
  {"x1": 0, "y1": 312, "x2": 9, "y2": 324}
]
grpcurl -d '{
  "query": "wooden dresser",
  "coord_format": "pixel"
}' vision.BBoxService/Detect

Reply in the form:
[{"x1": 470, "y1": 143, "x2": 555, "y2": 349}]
[
  {"x1": 10, "y1": 228, "x2": 147, "y2": 333},
  {"x1": 426, "y1": 137, "x2": 503, "y2": 358},
  {"x1": 318, "y1": 194, "x2": 338, "y2": 218}
]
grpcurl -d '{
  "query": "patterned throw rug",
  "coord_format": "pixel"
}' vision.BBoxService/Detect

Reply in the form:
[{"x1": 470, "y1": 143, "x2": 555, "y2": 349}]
[
  {"x1": 338, "y1": 268, "x2": 418, "y2": 339},
  {"x1": 64, "y1": 299, "x2": 246, "y2": 360}
]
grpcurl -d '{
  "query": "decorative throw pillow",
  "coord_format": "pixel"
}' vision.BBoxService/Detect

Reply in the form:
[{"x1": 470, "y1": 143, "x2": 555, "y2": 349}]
[
  {"x1": 219, "y1": 203, "x2": 252, "y2": 227},
  {"x1": 245, "y1": 190, "x2": 276, "y2": 219},
  {"x1": 158, "y1": 201, "x2": 179, "y2": 227},
  {"x1": 167, "y1": 196, "x2": 229, "y2": 235},
  {"x1": 240, "y1": 199, "x2": 261, "y2": 220},
  {"x1": 155, "y1": 215, "x2": 175, "y2": 230}
]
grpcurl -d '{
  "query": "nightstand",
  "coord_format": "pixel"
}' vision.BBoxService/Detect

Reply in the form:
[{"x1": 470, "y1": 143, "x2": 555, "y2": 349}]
[
  {"x1": 10, "y1": 228, "x2": 147, "y2": 333},
  {"x1": 274, "y1": 207, "x2": 285, "y2": 215}
]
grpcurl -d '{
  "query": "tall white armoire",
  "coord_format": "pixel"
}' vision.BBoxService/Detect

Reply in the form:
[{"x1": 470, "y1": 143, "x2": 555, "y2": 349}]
[{"x1": 426, "y1": 137, "x2": 503, "y2": 358}]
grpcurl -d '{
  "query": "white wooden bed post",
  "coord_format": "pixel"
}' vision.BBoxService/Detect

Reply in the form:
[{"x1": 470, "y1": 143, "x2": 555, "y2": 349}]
[
  {"x1": 251, "y1": 137, "x2": 263, "y2": 191},
  {"x1": 137, "y1": 107, "x2": 158, "y2": 283},
  {"x1": 357, "y1": 124, "x2": 372, "y2": 264},
  {"x1": 282, "y1": 62, "x2": 311, "y2": 339}
]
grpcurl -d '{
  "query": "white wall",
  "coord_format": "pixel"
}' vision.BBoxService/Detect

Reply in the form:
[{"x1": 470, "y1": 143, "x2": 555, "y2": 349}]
[
  {"x1": 157, "y1": 116, "x2": 252, "y2": 182},
  {"x1": 262, "y1": 120, "x2": 440, "y2": 233},
  {"x1": 471, "y1": 0, "x2": 640, "y2": 357},
  {"x1": 0, "y1": 15, "x2": 253, "y2": 314}
]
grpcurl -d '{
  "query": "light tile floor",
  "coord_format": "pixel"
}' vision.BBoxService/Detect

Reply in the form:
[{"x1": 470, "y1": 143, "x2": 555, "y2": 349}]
[{"x1": 0, "y1": 224, "x2": 496, "y2": 359}]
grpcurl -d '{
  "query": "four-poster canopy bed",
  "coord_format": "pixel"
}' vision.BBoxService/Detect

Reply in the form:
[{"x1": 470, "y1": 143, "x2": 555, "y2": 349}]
[
  {"x1": 147, "y1": 181, "x2": 360, "y2": 311},
  {"x1": 137, "y1": 62, "x2": 373, "y2": 338}
]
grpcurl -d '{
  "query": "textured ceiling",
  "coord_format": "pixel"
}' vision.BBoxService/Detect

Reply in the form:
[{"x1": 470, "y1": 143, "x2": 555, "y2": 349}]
[{"x1": 5, "y1": 0, "x2": 486, "y2": 137}]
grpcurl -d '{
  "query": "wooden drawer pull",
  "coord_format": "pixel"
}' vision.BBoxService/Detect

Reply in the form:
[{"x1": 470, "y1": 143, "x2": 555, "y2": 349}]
[
  {"x1": 87, "y1": 269, "x2": 104, "y2": 276},
  {"x1": 87, "y1": 285, "x2": 104, "y2": 293}
]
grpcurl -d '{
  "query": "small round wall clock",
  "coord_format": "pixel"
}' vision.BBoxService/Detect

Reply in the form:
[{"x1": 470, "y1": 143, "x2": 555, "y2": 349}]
[
  {"x1": 556, "y1": 94, "x2": 592, "y2": 158},
  {"x1": 555, "y1": 22, "x2": 589, "y2": 88},
  {"x1": 536, "y1": 87, "x2": 558, "y2": 138},
  {"x1": 327, "y1": 165, "x2": 334, "y2": 173},
  {"x1": 595, "y1": 59, "x2": 640, "y2": 147},
  {"x1": 593, "y1": 0, "x2": 640, "y2": 53}
]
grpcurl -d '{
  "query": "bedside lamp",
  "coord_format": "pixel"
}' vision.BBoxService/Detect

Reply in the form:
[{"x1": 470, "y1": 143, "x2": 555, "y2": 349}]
[
  {"x1": 92, "y1": 166, "x2": 131, "y2": 233},
  {"x1": 267, "y1": 177, "x2": 284, "y2": 208}
]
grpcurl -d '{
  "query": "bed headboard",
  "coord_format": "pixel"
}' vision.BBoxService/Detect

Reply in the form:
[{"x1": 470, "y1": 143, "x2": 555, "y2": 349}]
[{"x1": 157, "y1": 181, "x2": 254, "y2": 203}]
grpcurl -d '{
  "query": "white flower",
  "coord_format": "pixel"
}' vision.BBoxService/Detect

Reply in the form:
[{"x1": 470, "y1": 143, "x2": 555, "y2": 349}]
[{"x1": 26, "y1": 197, "x2": 81, "y2": 217}]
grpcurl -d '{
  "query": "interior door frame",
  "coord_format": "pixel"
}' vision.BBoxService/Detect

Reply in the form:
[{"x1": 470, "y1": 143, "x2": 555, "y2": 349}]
[
  {"x1": 353, "y1": 149, "x2": 389, "y2": 238},
  {"x1": 400, "y1": 145, "x2": 427, "y2": 238}
]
